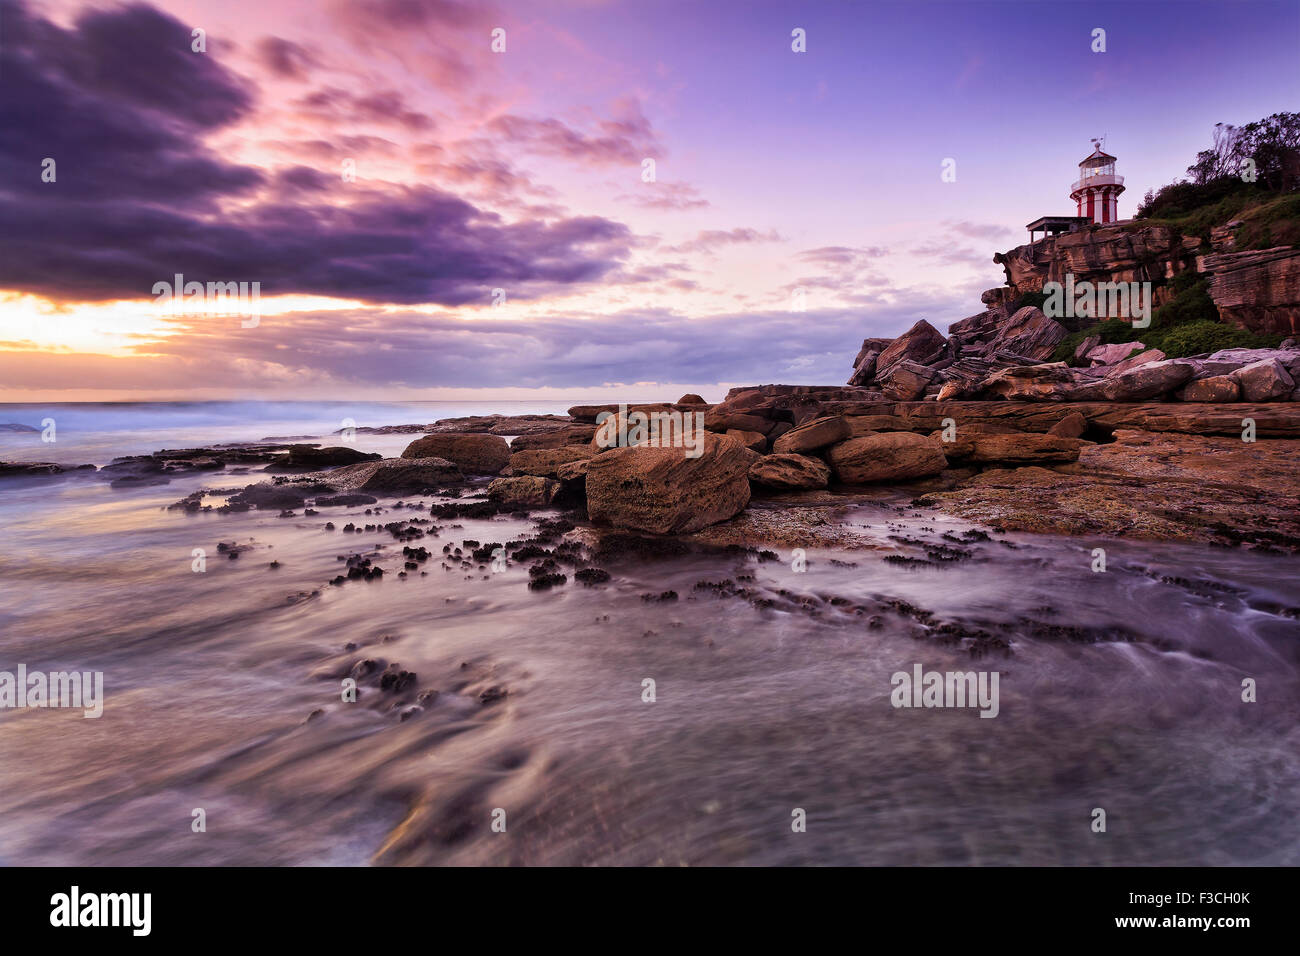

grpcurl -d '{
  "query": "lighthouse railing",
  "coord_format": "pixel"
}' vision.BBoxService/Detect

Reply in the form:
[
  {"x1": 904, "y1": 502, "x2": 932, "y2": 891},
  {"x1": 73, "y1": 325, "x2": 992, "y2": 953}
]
[{"x1": 1070, "y1": 173, "x2": 1123, "y2": 193}]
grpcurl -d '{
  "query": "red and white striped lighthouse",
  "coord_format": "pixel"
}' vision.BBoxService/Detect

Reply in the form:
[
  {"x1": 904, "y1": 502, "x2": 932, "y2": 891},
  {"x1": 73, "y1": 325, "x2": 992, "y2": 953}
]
[{"x1": 1069, "y1": 141, "x2": 1125, "y2": 224}]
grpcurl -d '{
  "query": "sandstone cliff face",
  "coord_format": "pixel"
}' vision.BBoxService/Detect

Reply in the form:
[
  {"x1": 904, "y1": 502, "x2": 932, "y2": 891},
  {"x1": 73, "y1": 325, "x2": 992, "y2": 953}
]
[
  {"x1": 846, "y1": 205, "x2": 1300, "y2": 398},
  {"x1": 993, "y1": 223, "x2": 1186, "y2": 325},
  {"x1": 1200, "y1": 247, "x2": 1300, "y2": 335},
  {"x1": 992, "y1": 220, "x2": 1300, "y2": 335}
]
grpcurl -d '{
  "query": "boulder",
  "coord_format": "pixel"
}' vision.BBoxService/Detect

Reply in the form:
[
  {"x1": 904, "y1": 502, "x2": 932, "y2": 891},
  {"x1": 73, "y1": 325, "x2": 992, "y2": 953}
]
[
  {"x1": 591, "y1": 407, "x2": 708, "y2": 451},
  {"x1": 487, "y1": 475, "x2": 562, "y2": 507},
  {"x1": 677, "y1": 393, "x2": 708, "y2": 405},
  {"x1": 1177, "y1": 376, "x2": 1241, "y2": 402},
  {"x1": 848, "y1": 337, "x2": 892, "y2": 386},
  {"x1": 1086, "y1": 342, "x2": 1145, "y2": 366},
  {"x1": 1207, "y1": 347, "x2": 1300, "y2": 377},
  {"x1": 767, "y1": 421, "x2": 793, "y2": 444},
  {"x1": 1230, "y1": 358, "x2": 1296, "y2": 402},
  {"x1": 978, "y1": 363, "x2": 1102, "y2": 401},
  {"x1": 928, "y1": 422, "x2": 1026, "y2": 458},
  {"x1": 509, "y1": 446, "x2": 592, "y2": 478},
  {"x1": 1074, "y1": 335, "x2": 1101, "y2": 360},
  {"x1": 928, "y1": 430, "x2": 975, "y2": 458},
  {"x1": 703, "y1": 408, "x2": 774, "y2": 434},
  {"x1": 585, "y1": 433, "x2": 753, "y2": 534},
  {"x1": 720, "y1": 389, "x2": 767, "y2": 409},
  {"x1": 983, "y1": 307, "x2": 1067, "y2": 361},
  {"x1": 748, "y1": 453, "x2": 832, "y2": 491},
  {"x1": 874, "y1": 320, "x2": 947, "y2": 377},
  {"x1": 876, "y1": 359, "x2": 937, "y2": 401},
  {"x1": 848, "y1": 354, "x2": 878, "y2": 387},
  {"x1": 270, "y1": 444, "x2": 381, "y2": 470},
  {"x1": 555, "y1": 459, "x2": 589, "y2": 481},
  {"x1": 852, "y1": 337, "x2": 894, "y2": 370},
  {"x1": 725, "y1": 429, "x2": 768, "y2": 453},
  {"x1": 966, "y1": 433, "x2": 1085, "y2": 465},
  {"x1": 772, "y1": 415, "x2": 852, "y2": 455},
  {"x1": 948, "y1": 310, "x2": 1003, "y2": 343},
  {"x1": 319, "y1": 457, "x2": 463, "y2": 493},
  {"x1": 848, "y1": 352, "x2": 880, "y2": 387},
  {"x1": 400, "y1": 434, "x2": 511, "y2": 474},
  {"x1": 509, "y1": 424, "x2": 597, "y2": 450},
  {"x1": 1096, "y1": 359, "x2": 1195, "y2": 401},
  {"x1": 1108, "y1": 348, "x2": 1166, "y2": 375},
  {"x1": 824, "y1": 432, "x2": 948, "y2": 484},
  {"x1": 1047, "y1": 411, "x2": 1088, "y2": 438}
]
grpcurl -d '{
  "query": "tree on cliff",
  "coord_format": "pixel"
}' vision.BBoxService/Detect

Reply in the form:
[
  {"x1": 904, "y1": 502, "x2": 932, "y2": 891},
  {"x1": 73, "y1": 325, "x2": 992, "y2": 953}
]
[
  {"x1": 1236, "y1": 112, "x2": 1300, "y2": 190},
  {"x1": 1185, "y1": 122, "x2": 1244, "y2": 185},
  {"x1": 1138, "y1": 112, "x2": 1300, "y2": 218}
]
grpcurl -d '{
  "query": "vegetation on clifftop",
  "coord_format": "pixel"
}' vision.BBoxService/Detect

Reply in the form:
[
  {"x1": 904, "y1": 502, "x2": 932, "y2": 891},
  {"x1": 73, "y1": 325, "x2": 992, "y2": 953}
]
[
  {"x1": 1051, "y1": 272, "x2": 1283, "y2": 364},
  {"x1": 1133, "y1": 112, "x2": 1299, "y2": 249},
  {"x1": 1128, "y1": 190, "x2": 1300, "y2": 251}
]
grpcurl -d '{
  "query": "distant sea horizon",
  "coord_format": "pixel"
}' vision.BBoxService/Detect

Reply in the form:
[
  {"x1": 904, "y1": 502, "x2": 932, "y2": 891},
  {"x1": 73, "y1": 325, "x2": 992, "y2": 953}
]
[{"x1": 0, "y1": 399, "x2": 615, "y2": 466}]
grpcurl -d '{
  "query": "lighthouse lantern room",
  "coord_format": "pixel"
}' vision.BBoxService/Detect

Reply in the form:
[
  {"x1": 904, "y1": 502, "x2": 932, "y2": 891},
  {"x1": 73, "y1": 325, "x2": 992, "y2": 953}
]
[{"x1": 1070, "y1": 140, "x2": 1125, "y2": 223}]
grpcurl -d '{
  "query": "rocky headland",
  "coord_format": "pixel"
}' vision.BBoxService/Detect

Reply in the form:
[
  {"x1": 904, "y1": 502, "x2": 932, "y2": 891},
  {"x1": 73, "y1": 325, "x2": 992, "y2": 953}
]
[{"x1": 6, "y1": 204, "x2": 1300, "y2": 555}]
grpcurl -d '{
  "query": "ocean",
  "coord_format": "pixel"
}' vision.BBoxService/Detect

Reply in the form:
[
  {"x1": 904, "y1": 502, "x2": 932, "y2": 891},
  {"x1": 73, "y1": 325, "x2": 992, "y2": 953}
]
[
  {"x1": 0, "y1": 401, "x2": 1297, "y2": 865},
  {"x1": 0, "y1": 400, "x2": 575, "y2": 467}
]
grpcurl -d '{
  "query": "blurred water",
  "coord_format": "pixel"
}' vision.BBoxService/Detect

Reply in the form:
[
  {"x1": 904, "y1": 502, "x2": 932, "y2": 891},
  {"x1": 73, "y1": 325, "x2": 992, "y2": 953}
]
[
  {"x1": 0, "y1": 409, "x2": 1297, "y2": 866},
  {"x1": 0, "y1": 400, "x2": 572, "y2": 466}
]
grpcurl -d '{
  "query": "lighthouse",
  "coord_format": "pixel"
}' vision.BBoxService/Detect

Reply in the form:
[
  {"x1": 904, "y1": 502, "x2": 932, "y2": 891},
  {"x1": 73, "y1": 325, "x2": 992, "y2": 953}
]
[{"x1": 1070, "y1": 141, "x2": 1125, "y2": 224}]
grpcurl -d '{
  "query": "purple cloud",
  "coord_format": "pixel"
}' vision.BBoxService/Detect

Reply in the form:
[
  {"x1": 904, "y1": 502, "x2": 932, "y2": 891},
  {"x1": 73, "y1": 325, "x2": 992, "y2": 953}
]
[{"x1": 0, "y1": 0, "x2": 635, "y2": 305}]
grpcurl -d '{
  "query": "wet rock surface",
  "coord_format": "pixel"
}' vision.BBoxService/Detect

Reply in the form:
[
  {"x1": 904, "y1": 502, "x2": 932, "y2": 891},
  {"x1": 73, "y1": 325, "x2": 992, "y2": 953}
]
[
  {"x1": 586, "y1": 433, "x2": 753, "y2": 534},
  {"x1": 400, "y1": 434, "x2": 511, "y2": 474},
  {"x1": 917, "y1": 430, "x2": 1300, "y2": 551}
]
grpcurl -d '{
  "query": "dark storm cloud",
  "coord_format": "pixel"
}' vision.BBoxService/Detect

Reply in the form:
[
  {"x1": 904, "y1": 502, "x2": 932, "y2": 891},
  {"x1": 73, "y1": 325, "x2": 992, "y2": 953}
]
[
  {"x1": 0, "y1": 0, "x2": 635, "y2": 305},
  {"x1": 0, "y1": 0, "x2": 262, "y2": 207}
]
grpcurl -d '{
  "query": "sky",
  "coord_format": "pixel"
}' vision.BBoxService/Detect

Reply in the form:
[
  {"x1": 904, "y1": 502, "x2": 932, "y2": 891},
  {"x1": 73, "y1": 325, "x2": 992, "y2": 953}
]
[{"x1": 1, "y1": 0, "x2": 1297, "y2": 402}]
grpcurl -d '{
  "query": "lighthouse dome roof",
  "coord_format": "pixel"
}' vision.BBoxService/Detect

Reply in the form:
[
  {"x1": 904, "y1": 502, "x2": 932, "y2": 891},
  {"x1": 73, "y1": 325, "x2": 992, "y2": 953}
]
[{"x1": 1079, "y1": 147, "x2": 1117, "y2": 167}]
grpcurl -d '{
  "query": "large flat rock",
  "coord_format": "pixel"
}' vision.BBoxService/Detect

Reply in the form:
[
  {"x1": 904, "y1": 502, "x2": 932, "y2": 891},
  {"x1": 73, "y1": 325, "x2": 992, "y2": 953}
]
[{"x1": 915, "y1": 429, "x2": 1300, "y2": 550}]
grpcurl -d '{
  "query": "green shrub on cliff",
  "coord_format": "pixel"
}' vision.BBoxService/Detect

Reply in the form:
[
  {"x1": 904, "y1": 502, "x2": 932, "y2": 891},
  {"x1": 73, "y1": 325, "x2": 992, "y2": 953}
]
[
  {"x1": 1135, "y1": 177, "x2": 1255, "y2": 224},
  {"x1": 1156, "y1": 320, "x2": 1278, "y2": 356},
  {"x1": 1131, "y1": 190, "x2": 1300, "y2": 251},
  {"x1": 1137, "y1": 113, "x2": 1299, "y2": 217},
  {"x1": 1234, "y1": 192, "x2": 1300, "y2": 250},
  {"x1": 1050, "y1": 276, "x2": 1282, "y2": 363},
  {"x1": 1133, "y1": 113, "x2": 1298, "y2": 245},
  {"x1": 1158, "y1": 272, "x2": 1219, "y2": 324}
]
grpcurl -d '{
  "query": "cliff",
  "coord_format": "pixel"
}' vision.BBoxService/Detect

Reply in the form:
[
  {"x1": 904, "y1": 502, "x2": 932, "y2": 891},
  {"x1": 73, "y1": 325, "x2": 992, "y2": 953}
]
[
  {"x1": 992, "y1": 202, "x2": 1300, "y2": 335},
  {"x1": 844, "y1": 197, "x2": 1300, "y2": 402}
]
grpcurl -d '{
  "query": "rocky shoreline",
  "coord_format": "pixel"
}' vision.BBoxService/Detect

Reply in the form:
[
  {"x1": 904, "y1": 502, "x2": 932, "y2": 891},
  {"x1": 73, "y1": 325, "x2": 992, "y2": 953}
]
[{"x1": 5, "y1": 381, "x2": 1298, "y2": 555}]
